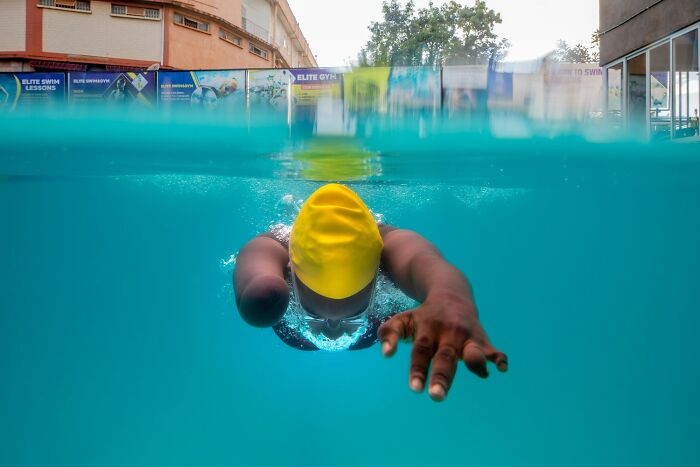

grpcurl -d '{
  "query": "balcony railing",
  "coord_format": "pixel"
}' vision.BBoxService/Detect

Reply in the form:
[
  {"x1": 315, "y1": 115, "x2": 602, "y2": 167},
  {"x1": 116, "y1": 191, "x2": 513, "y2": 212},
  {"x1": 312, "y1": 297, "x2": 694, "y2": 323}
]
[
  {"x1": 38, "y1": 0, "x2": 91, "y2": 11},
  {"x1": 242, "y1": 17, "x2": 270, "y2": 43}
]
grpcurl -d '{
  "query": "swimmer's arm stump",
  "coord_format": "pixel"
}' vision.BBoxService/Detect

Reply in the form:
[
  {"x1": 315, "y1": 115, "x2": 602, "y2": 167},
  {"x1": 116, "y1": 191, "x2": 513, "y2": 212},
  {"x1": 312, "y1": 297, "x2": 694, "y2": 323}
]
[{"x1": 233, "y1": 234, "x2": 290, "y2": 327}]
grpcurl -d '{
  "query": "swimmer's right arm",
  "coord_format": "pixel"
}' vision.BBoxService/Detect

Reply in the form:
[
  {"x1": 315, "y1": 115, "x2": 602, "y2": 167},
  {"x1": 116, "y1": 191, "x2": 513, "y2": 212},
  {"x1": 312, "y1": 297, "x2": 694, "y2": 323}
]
[{"x1": 233, "y1": 234, "x2": 290, "y2": 327}]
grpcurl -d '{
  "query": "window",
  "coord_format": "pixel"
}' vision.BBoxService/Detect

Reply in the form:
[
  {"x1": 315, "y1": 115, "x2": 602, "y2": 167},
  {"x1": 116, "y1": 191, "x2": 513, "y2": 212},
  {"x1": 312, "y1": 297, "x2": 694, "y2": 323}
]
[
  {"x1": 649, "y1": 42, "x2": 670, "y2": 140},
  {"x1": 249, "y1": 43, "x2": 269, "y2": 60},
  {"x1": 111, "y1": 3, "x2": 126, "y2": 14},
  {"x1": 219, "y1": 28, "x2": 242, "y2": 47},
  {"x1": 672, "y1": 29, "x2": 699, "y2": 139},
  {"x1": 38, "y1": 0, "x2": 91, "y2": 12},
  {"x1": 626, "y1": 53, "x2": 647, "y2": 131},
  {"x1": 606, "y1": 63, "x2": 623, "y2": 125},
  {"x1": 111, "y1": 4, "x2": 161, "y2": 19},
  {"x1": 174, "y1": 13, "x2": 209, "y2": 33}
]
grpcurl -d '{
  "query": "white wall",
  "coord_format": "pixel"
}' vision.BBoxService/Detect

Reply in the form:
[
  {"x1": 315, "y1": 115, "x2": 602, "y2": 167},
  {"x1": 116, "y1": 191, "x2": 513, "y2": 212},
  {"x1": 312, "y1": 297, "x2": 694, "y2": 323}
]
[
  {"x1": 0, "y1": 0, "x2": 27, "y2": 52},
  {"x1": 43, "y1": 2, "x2": 162, "y2": 62},
  {"x1": 243, "y1": 0, "x2": 270, "y2": 41}
]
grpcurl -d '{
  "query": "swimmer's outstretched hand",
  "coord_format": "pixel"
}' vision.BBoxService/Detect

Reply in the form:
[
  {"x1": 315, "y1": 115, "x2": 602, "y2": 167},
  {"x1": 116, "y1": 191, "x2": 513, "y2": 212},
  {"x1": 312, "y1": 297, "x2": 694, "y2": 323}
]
[{"x1": 377, "y1": 293, "x2": 508, "y2": 402}]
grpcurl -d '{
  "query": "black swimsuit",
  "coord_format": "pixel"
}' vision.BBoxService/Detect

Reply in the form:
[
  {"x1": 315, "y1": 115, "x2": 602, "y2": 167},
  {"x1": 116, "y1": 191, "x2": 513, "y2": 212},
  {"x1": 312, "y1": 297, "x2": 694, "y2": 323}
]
[{"x1": 272, "y1": 312, "x2": 391, "y2": 351}]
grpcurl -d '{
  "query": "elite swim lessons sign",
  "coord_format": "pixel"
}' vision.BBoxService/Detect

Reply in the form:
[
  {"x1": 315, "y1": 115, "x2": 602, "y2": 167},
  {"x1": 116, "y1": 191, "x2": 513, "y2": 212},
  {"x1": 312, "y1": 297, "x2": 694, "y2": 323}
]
[{"x1": 0, "y1": 73, "x2": 65, "y2": 110}]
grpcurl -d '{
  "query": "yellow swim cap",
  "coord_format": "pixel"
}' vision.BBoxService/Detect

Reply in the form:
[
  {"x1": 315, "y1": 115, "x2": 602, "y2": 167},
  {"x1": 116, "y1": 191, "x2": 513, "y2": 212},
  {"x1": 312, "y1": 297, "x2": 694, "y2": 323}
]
[{"x1": 290, "y1": 184, "x2": 383, "y2": 299}]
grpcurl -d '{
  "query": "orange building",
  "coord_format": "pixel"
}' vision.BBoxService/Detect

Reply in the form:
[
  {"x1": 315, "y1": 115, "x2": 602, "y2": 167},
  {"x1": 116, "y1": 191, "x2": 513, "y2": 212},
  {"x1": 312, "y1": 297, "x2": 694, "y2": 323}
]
[{"x1": 0, "y1": 0, "x2": 317, "y2": 72}]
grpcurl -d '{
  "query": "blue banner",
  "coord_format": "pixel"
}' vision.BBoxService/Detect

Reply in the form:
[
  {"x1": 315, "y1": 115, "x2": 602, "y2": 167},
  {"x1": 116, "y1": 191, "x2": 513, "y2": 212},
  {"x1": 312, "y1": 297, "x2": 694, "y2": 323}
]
[
  {"x1": 487, "y1": 70, "x2": 513, "y2": 101},
  {"x1": 0, "y1": 73, "x2": 65, "y2": 110},
  {"x1": 388, "y1": 66, "x2": 441, "y2": 111},
  {"x1": 68, "y1": 72, "x2": 156, "y2": 106},
  {"x1": 158, "y1": 70, "x2": 246, "y2": 110}
]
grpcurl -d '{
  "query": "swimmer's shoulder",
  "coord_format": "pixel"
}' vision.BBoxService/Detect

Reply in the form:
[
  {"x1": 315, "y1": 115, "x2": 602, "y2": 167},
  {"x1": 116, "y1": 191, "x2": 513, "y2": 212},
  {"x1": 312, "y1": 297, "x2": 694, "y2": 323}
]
[
  {"x1": 257, "y1": 230, "x2": 290, "y2": 248},
  {"x1": 379, "y1": 224, "x2": 397, "y2": 238}
]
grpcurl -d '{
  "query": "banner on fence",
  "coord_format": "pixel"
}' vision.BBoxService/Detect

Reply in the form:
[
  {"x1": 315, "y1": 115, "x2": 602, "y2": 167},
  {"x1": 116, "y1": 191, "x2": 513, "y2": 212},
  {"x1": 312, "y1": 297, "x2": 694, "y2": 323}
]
[
  {"x1": 158, "y1": 70, "x2": 245, "y2": 109},
  {"x1": 290, "y1": 68, "x2": 342, "y2": 106},
  {"x1": 442, "y1": 65, "x2": 489, "y2": 111},
  {"x1": 68, "y1": 72, "x2": 156, "y2": 106},
  {"x1": 487, "y1": 69, "x2": 514, "y2": 101},
  {"x1": 0, "y1": 73, "x2": 65, "y2": 110},
  {"x1": 248, "y1": 69, "x2": 290, "y2": 112},
  {"x1": 387, "y1": 66, "x2": 441, "y2": 111},
  {"x1": 343, "y1": 67, "x2": 390, "y2": 113}
]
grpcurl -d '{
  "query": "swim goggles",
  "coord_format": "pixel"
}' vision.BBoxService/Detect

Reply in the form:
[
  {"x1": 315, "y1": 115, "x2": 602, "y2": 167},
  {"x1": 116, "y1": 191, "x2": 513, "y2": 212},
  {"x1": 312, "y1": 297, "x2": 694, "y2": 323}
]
[{"x1": 290, "y1": 268, "x2": 378, "y2": 340}]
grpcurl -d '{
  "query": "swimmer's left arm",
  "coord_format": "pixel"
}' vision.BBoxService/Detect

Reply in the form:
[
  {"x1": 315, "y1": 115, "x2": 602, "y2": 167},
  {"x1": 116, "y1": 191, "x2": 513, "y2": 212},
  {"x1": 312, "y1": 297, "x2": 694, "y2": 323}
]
[
  {"x1": 233, "y1": 234, "x2": 290, "y2": 328},
  {"x1": 377, "y1": 226, "x2": 508, "y2": 402}
]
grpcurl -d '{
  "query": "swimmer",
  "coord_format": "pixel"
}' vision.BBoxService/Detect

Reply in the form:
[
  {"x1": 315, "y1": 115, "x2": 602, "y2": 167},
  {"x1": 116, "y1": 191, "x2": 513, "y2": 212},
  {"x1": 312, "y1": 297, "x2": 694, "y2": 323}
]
[
  {"x1": 217, "y1": 78, "x2": 238, "y2": 96},
  {"x1": 108, "y1": 77, "x2": 129, "y2": 102},
  {"x1": 234, "y1": 183, "x2": 507, "y2": 401}
]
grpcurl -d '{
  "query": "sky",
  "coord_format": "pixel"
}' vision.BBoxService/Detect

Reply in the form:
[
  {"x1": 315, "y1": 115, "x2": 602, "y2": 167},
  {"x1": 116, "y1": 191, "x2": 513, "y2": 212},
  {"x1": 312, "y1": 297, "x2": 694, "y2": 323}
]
[{"x1": 287, "y1": 0, "x2": 599, "y2": 66}]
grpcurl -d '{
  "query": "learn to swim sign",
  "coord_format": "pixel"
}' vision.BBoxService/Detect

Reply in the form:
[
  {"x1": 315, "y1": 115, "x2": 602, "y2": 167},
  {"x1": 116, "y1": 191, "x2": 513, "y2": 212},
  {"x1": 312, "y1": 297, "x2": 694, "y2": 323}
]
[
  {"x1": 290, "y1": 68, "x2": 342, "y2": 106},
  {"x1": 157, "y1": 70, "x2": 246, "y2": 109},
  {"x1": 0, "y1": 73, "x2": 65, "y2": 110},
  {"x1": 68, "y1": 72, "x2": 156, "y2": 106}
]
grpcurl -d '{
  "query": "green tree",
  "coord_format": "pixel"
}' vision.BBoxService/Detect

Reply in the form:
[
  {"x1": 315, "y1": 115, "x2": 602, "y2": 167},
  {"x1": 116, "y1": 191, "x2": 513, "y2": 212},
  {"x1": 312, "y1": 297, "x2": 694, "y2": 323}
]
[
  {"x1": 590, "y1": 30, "x2": 600, "y2": 62},
  {"x1": 442, "y1": 0, "x2": 509, "y2": 65},
  {"x1": 552, "y1": 30, "x2": 600, "y2": 63},
  {"x1": 360, "y1": 0, "x2": 509, "y2": 67}
]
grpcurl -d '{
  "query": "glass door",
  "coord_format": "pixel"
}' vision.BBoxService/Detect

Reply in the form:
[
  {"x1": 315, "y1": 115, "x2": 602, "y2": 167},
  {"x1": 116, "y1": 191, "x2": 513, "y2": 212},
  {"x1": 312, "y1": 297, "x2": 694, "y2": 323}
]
[
  {"x1": 649, "y1": 42, "x2": 671, "y2": 140},
  {"x1": 627, "y1": 53, "x2": 647, "y2": 135},
  {"x1": 672, "y1": 29, "x2": 699, "y2": 139},
  {"x1": 607, "y1": 63, "x2": 623, "y2": 127}
]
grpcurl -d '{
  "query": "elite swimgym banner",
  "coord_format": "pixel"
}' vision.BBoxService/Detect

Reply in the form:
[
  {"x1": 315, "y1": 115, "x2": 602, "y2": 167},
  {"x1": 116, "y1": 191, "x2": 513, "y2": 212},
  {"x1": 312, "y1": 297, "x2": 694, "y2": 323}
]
[
  {"x1": 289, "y1": 68, "x2": 342, "y2": 106},
  {"x1": 247, "y1": 69, "x2": 290, "y2": 112},
  {"x1": 0, "y1": 73, "x2": 65, "y2": 111},
  {"x1": 157, "y1": 70, "x2": 246, "y2": 109},
  {"x1": 68, "y1": 72, "x2": 156, "y2": 106}
]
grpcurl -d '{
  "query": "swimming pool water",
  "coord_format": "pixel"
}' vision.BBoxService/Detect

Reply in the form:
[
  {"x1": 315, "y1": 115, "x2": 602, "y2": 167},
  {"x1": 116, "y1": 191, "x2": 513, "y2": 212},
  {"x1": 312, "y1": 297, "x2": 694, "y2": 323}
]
[{"x1": 1, "y1": 110, "x2": 699, "y2": 467}]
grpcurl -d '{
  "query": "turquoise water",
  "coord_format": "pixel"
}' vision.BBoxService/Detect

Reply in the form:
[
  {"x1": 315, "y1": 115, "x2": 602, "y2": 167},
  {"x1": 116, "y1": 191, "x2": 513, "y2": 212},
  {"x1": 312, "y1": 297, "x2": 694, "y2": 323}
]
[{"x1": 1, "y1": 109, "x2": 700, "y2": 466}]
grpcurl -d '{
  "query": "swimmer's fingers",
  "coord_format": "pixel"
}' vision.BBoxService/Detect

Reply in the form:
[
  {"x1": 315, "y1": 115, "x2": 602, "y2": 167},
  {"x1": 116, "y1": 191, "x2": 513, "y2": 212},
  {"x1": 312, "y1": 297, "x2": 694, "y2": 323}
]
[
  {"x1": 428, "y1": 344, "x2": 459, "y2": 401},
  {"x1": 484, "y1": 345, "x2": 509, "y2": 373},
  {"x1": 408, "y1": 330, "x2": 437, "y2": 393},
  {"x1": 378, "y1": 310, "x2": 416, "y2": 357},
  {"x1": 462, "y1": 342, "x2": 489, "y2": 378}
]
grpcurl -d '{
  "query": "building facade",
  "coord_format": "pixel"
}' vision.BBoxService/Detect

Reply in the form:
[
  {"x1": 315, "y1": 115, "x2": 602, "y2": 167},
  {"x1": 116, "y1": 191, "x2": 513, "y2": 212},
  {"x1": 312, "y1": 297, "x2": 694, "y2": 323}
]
[
  {"x1": 0, "y1": 0, "x2": 317, "y2": 72},
  {"x1": 599, "y1": 0, "x2": 700, "y2": 140}
]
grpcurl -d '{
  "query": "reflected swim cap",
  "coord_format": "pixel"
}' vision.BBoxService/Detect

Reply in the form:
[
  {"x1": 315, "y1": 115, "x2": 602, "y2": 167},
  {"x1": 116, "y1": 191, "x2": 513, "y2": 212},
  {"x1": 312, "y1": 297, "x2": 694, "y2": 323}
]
[{"x1": 290, "y1": 184, "x2": 383, "y2": 299}]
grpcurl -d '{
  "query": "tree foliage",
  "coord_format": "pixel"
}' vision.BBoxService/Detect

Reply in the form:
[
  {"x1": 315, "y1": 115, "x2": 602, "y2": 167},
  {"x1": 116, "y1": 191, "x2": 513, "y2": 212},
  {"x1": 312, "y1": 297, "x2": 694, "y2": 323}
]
[
  {"x1": 552, "y1": 30, "x2": 600, "y2": 63},
  {"x1": 360, "y1": 0, "x2": 509, "y2": 67}
]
